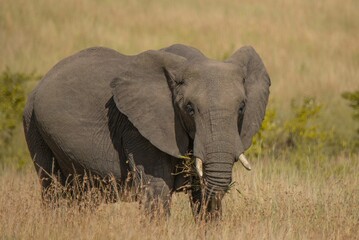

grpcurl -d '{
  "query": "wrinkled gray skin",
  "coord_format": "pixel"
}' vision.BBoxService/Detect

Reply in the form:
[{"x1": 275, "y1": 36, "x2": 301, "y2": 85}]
[{"x1": 23, "y1": 44, "x2": 270, "y2": 220}]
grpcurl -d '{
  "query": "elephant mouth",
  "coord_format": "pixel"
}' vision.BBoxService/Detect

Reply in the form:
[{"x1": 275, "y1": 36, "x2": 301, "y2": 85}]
[
  {"x1": 195, "y1": 153, "x2": 251, "y2": 179},
  {"x1": 187, "y1": 153, "x2": 252, "y2": 220},
  {"x1": 193, "y1": 154, "x2": 251, "y2": 201}
]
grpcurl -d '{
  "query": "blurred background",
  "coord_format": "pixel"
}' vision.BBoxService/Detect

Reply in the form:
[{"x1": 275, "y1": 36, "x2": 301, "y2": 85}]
[{"x1": 0, "y1": 0, "x2": 358, "y2": 168}]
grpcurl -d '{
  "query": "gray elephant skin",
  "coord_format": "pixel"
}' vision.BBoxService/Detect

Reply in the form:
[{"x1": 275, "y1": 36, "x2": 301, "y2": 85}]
[{"x1": 23, "y1": 44, "x2": 270, "y2": 219}]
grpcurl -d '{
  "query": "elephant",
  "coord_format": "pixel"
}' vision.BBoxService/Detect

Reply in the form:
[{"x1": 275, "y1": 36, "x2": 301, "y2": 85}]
[{"x1": 23, "y1": 44, "x2": 270, "y2": 220}]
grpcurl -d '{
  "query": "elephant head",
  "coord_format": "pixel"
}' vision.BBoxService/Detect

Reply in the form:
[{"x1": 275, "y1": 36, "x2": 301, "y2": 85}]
[{"x1": 111, "y1": 45, "x2": 270, "y2": 219}]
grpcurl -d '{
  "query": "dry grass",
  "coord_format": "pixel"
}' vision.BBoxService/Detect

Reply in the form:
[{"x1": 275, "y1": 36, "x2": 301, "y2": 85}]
[{"x1": 0, "y1": 155, "x2": 358, "y2": 239}]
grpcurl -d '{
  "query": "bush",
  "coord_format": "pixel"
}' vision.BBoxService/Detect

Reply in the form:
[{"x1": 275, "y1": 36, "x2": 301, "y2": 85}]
[
  {"x1": 0, "y1": 69, "x2": 27, "y2": 143},
  {"x1": 342, "y1": 91, "x2": 359, "y2": 121},
  {"x1": 0, "y1": 68, "x2": 38, "y2": 168},
  {"x1": 342, "y1": 90, "x2": 359, "y2": 150},
  {"x1": 248, "y1": 108, "x2": 279, "y2": 157},
  {"x1": 248, "y1": 97, "x2": 343, "y2": 163},
  {"x1": 284, "y1": 98, "x2": 329, "y2": 150}
]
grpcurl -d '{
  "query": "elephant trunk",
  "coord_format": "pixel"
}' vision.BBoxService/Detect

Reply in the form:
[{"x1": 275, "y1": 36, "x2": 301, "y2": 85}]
[
  {"x1": 191, "y1": 110, "x2": 241, "y2": 220},
  {"x1": 204, "y1": 151, "x2": 233, "y2": 195},
  {"x1": 196, "y1": 141, "x2": 235, "y2": 220}
]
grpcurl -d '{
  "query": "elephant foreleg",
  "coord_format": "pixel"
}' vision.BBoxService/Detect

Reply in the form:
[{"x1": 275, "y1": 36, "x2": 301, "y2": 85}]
[
  {"x1": 141, "y1": 177, "x2": 171, "y2": 219},
  {"x1": 122, "y1": 129, "x2": 176, "y2": 219}
]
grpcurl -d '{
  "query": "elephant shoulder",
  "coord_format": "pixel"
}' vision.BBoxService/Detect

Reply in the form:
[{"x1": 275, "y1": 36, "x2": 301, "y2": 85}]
[{"x1": 32, "y1": 47, "x2": 127, "y2": 142}]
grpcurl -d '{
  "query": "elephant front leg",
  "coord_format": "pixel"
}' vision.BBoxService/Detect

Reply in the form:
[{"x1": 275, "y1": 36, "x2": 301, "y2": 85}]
[
  {"x1": 141, "y1": 176, "x2": 172, "y2": 219},
  {"x1": 123, "y1": 129, "x2": 176, "y2": 220},
  {"x1": 124, "y1": 150, "x2": 174, "y2": 220}
]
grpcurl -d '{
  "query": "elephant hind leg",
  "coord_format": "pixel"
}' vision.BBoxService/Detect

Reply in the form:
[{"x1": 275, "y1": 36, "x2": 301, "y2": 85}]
[{"x1": 23, "y1": 108, "x2": 65, "y2": 202}]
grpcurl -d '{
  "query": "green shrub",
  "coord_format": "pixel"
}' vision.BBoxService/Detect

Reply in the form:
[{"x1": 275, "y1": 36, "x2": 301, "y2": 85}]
[
  {"x1": 0, "y1": 69, "x2": 27, "y2": 143},
  {"x1": 248, "y1": 97, "x2": 343, "y2": 164},
  {"x1": 248, "y1": 108, "x2": 279, "y2": 157},
  {"x1": 284, "y1": 98, "x2": 328, "y2": 150},
  {"x1": 342, "y1": 91, "x2": 359, "y2": 121},
  {"x1": 0, "y1": 68, "x2": 37, "y2": 168},
  {"x1": 342, "y1": 90, "x2": 359, "y2": 150}
]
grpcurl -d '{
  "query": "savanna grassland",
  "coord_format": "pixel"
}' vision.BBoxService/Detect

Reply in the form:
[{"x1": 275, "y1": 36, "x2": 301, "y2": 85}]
[
  {"x1": 0, "y1": 0, "x2": 358, "y2": 239},
  {"x1": 0, "y1": 156, "x2": 358, "y2": 239}
]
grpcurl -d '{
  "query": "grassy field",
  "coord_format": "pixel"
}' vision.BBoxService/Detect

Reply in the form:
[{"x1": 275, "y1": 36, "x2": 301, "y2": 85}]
[
  {"x1": 1, "y1": 156, "x2": 358, "y2": 239},
  {"x1": 1, "y1": 0, "x2": 358, "y2": 239}
]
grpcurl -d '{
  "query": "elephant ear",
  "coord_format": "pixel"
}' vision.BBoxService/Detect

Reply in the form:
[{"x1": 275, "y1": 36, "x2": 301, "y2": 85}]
[
  {"x1": 111, "y1": 50, "x2": 189, "y2": 157},
  {"x1": 227, "y1": 46, "x2": 271, "y2": 151}
]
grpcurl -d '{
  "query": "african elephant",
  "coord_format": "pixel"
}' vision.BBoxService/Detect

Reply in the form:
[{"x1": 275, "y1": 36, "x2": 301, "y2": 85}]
[{"x1": 23, "y1": 44, "x2": 270, "y2": 220}]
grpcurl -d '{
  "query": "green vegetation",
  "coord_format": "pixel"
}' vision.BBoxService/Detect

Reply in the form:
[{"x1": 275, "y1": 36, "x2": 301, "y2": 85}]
[
  {"x1": 0, "y1": 69, "x2": 39, "y2": 168},
  {"x1": 342, "y1": 90, "x2": 359, "y2": 148},
  {"x1": 249, "y1": 98, "x2": 351, "y2": 159},
  {"x1": 342, "y1": 90, "x2": 359, "y2": 124},
  {"x1": 0, "y1": 69, "x2": 29, "y2": 145}
]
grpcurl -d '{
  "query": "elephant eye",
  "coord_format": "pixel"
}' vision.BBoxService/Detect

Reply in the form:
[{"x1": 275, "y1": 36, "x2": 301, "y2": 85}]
[
  {"x1": 186, "y1": 103, "x2": 195, "y2": 117},
  {"x1": 239, "y1": 101, "x2": 246, "y2": 115}
]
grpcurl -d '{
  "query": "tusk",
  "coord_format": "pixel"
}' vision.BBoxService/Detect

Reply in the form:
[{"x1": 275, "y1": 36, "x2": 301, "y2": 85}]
[
  {"x1": 238, "y1": 154, "x2": 252, "y2": 171},
  {"x1": 195, "y1": 158, "x2": 203, "y2": 177}
]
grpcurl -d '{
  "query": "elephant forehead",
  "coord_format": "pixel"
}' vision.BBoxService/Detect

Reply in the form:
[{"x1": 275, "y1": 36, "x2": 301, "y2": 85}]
[
  {"x1": 184, "y1": 62, "x2": 244, "y2": 101},
  {"x1": 185, "y1": 61, "x2": 241, "y2": 86}
]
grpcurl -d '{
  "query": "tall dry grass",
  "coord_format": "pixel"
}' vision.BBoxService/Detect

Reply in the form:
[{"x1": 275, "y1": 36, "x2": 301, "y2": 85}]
[{"x1": 1, "y1": 155, "x2": 358, "y2": 239}]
